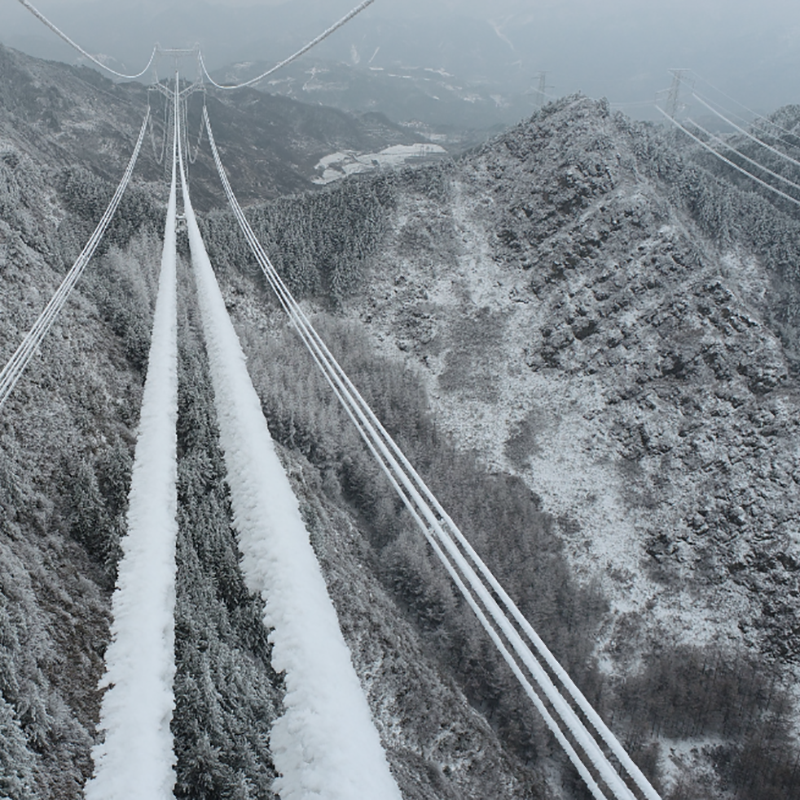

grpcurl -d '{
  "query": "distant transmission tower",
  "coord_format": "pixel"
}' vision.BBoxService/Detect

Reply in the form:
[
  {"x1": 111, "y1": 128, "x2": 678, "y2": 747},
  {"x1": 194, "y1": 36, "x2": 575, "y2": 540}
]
[
  {"x1": 533, "y1": 71, "x2": 554, "y2": 109},
  {"x1": 666, "y1": 68, "x2": 690, "y2": 118}
]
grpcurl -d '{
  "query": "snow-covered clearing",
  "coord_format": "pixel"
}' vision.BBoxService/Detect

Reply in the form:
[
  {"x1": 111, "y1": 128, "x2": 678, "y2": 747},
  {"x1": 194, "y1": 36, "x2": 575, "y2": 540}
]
[
  {"x1": 180, "y1": 154, "x2": 401, "y2": 800},
  {"x1": 85, "y1": 131, "x2": 179, "y2": 800},
  {"x1": 313, "y1": 144, "x2": 447, "y2": 184}
]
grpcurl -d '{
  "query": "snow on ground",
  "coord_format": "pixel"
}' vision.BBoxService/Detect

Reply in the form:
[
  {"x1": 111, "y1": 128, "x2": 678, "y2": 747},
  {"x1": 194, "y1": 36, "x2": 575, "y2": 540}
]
[
  {"x1": 85, "y1": 156, "x2": 179, "y2": 800},
  {"x1": 352, "y1": 178, "x2": 752, "y2": 669},
  {"x1": 181, "y1": 164, "x2": 402, "y2": 800},
  {"x1": 445, "y1": 187, "x2": 750, "y2": 650},
  {"x1": 657, "y1": 737, "x2": 725, "y2": 797},
  {"x1": 313, "y1": 144, "x2": 447, "y2": 185}
]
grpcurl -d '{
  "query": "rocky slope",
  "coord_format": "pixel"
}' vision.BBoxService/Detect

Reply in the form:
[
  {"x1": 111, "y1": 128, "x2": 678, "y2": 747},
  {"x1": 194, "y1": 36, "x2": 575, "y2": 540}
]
[
  {"x1": 346, "y1": 96, "x2": 800, "y2": 796},
  {"x1": 346, "y1": 95, "x2": 800, "y2": 664},
  {"x1": 211, "y1": 94, "x2": 800, "y2": 799}
]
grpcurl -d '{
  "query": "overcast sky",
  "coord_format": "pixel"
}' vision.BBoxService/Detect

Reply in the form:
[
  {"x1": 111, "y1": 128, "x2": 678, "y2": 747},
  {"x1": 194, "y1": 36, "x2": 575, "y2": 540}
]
[{"x1": 2, "y1": 0, "x2": 799, "y2": 119}]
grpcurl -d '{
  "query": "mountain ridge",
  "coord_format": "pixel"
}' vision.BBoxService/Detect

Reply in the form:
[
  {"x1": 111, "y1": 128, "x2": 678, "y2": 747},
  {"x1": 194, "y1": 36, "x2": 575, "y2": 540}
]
[{"x1": 212, "y1": 93, "x2": 800, "y2": 796}]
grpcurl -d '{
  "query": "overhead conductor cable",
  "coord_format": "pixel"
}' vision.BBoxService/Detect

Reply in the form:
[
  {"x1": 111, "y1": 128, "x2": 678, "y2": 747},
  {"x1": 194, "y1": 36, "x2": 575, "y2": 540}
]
[
  {"x1": 0, "y1": 108, "x2": 150, "y2": 411},
  {"x1": 85, "y1": 74, "x2": 180, "y2": 800},
  {"x1": 692, "y1": 92, "x2": 800, "y2": 171},
  {"x1": 657, "y1": 106, "x2": 800, "y2": 208},
  {"x1": 203, "y1": 104, "x2": 661, "y2": 800},
  {"x1": 688, "y1": 70, "x2": 800, "y2": 141},
  {"x1": 15, "y1": 0, "x2": 158, "y2": 80},
  {"x1": 685, "y1": 118, "x2": 800, "y2": 196},
  {"x1": 180, "y1": 108, "x2": 402, "y2": 800},
  {"x1": 199, "y1": 0, "x2": 375, "y2": 90}
]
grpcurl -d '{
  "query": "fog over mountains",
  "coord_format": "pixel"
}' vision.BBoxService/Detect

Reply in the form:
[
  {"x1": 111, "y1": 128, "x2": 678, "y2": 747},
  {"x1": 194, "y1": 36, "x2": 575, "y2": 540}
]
[{"x1": 2, "y1": 0, "x2": 800, "y2": 129}]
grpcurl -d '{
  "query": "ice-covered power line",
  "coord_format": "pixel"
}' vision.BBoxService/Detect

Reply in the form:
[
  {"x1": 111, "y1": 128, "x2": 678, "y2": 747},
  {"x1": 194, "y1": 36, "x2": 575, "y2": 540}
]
[
  {"x1": 15, "y1": 0, "x2": 158, "y2": 80},
  {"x1": 198, "y1": 0, "x2": 375, "y2": 90},
  {"x1": 179, "y1": 120, "x2": 402, "y2": 800},
  {"x1": 657, "y1": 106, "x2": 800, "y2": 209},
  {"x1": 690, "y1": 91, "x2": 800, "y2": 150},
  {"x1": 664, "y1": 69, "x2": 800, "y2": 150},
  {"x1": 0, "y1": 108, "x2": 149, "y2": 412},
  {"x1": 685, "y1": 117, "x2": 800, "y2": 197},
  {"x1": 84, "y1": 76, "x2": 180, "y2": 800},
  {"x1": 687, "y1": 70, "x2": 800, "y2": 141},
  {"x1": 692, "y1": 93, "x2": 800, "y2": 171},
  {"x1": 203, "y1": 104, "x2": 661, "y2": 800}
]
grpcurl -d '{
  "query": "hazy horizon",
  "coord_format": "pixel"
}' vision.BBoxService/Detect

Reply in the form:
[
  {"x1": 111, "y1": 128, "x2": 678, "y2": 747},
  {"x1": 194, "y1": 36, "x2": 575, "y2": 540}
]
[{"x1": 1, "y1": 0, "x2": 799, "y2": 124}]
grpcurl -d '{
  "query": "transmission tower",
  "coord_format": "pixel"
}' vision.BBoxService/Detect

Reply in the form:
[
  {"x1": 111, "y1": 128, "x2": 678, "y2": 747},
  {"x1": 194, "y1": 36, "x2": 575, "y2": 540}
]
[
  {"x1": 533, "y1": 71, "x2": 553, "y2": 109},
  {"x1": 666, "y1": 68, "x2": 690, "y2": 118}
]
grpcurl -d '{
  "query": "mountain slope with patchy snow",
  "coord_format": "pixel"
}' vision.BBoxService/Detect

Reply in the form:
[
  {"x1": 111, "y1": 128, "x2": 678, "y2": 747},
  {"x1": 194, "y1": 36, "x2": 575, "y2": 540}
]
[{"x1": 213, "y1": 94, "x2": 800, "y2": 798}]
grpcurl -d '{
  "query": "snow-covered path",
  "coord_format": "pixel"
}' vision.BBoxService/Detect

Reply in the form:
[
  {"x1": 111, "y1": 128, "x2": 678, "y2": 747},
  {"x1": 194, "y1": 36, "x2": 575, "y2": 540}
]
[
  {"x1": 179, "y1": 135, "x2": 401, "y2": 800},
  {"x1": 84, "y1": 92, "x2": 179, "y2": 800}
]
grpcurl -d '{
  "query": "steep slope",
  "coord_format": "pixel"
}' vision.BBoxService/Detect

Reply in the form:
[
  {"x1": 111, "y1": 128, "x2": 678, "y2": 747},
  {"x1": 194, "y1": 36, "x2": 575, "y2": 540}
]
[
  {"x1": 208, "y1": 95, "x2": 800, "y2": 799},
  {"x1": 348, "y1": 95, "x2": 800, "y2": 654},
  {"x1": 0, "y1": 42, "x2": 436, "y2": 211},
  {"x1": 347, "y1": 97, "x2": 800, "y2": 797}
]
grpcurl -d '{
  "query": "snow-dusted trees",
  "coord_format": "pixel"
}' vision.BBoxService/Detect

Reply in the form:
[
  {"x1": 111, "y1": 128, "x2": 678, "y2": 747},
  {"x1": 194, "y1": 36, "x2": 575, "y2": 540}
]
[
  {"x1": 171, "y1": 338, "x2": 280, "y2": 799},
  {"x1": 199, "y1": 167, "x2": 453, "y2": 304}
]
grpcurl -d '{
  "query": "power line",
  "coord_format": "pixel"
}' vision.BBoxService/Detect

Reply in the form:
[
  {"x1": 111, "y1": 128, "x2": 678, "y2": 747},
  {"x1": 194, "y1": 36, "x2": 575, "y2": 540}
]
[
  {"x1": 667, "y1": 70, "x2": 800, "y2": 152},
  {"x1": 685, "y1": 117, "x2": 800, "y2": 196},
  {"x1": 657, "y1": 106, "x2": 800, "y2": 209},
  {"x1": 690, "y1": 90, "x2": 799, "y2": 149},
  {"x1": 692, "y1": 93, "x2": 800, "y2": 172},
  {"x1": 0, "y1": 108, "x2": 150, "y2": 411},
  {"x1": 15, "y1": 0, "x2": 159, "y2": 81},
  {"x1": 181, "y1": 89, "x2": 205, "y2": 166},
  {"x1": 198, "y1": 0, "x2": 375, "y2": 91},
  {"x1": 203, "y1": 103, "x2": 661, "y2": 800},
  {"x1": 180, "y1": 104, "x2": 403, "y2": 800},
  {"x1": 610, "y1": 101, "x2": 655, "y2": 108},
  {"x1": 84, "y1": 75, "x2": 180, "y2": 800},
  {"x1": 688, "y1": 69, "x2": 800, "y2": 141},
  {"x1": 147, "y1": 87, "x2": 171, "y2": 167}
]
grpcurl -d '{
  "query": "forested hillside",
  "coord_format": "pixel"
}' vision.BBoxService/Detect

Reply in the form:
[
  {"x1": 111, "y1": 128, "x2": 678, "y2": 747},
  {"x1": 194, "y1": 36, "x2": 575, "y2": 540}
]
[
  {"x1": 0, "y1": 42, "x2": 428, "y2": 211},
  {"x1": 204, "y1": 95, "x2": 800, "y2": 799},
  {"x1": 1, "y1": 44, "x2": 800, "y2": 800}
]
